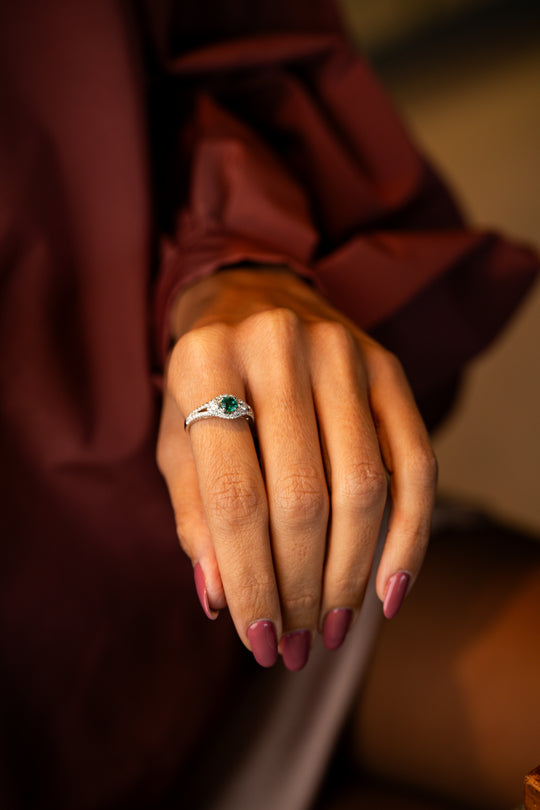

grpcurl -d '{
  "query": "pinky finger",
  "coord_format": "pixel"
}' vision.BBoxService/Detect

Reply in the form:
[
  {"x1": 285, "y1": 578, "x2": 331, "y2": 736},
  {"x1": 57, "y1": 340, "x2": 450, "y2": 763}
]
[{"x1": 367, "y1": 352, "x2": 438, "y2": 617}]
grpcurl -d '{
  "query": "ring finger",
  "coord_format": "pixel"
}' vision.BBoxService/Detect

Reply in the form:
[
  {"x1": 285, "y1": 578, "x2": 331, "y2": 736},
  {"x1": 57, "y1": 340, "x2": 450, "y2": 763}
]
[{"x1": 241, "y1": 310, "x2": 329, "y2": 671}]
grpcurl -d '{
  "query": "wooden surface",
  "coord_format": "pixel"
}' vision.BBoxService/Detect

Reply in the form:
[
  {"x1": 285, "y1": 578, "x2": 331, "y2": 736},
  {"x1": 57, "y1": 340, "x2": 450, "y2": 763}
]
[{"x1": 525, "y1": 766, "x2": 540, "y2": 809}]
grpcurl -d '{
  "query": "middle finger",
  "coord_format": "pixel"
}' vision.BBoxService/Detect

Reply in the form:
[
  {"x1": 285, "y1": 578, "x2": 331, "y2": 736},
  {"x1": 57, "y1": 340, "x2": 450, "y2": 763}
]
[{"x1": 242, "y1": 309, "x2": 329, "y2": 671}]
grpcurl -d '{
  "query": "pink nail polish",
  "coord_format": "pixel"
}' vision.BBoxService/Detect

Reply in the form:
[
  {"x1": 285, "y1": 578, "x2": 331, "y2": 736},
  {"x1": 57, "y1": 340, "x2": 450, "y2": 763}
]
[
  {"x1": 281, "y1": 630, "x2": 311, "y2": 672},
  {"x1": 247, "y1": 621, "x2": 278, "y2": 668},
  {"x1": 322, "y1": 608, "x2": 352, "y2": 651},
  {"x1": 383, "y1": 572, "x2": 410, "y2": 619},
  {"x1": 193, "y1": 563, "x2": 218, "y2": 620}
]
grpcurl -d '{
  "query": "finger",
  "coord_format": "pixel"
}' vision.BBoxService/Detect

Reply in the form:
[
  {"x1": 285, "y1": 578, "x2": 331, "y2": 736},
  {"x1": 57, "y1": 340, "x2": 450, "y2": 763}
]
[
  {"x1": 157, "y1": 388, "x2": 225, "y2": 618},
  {"x1": 242, "y1": 309, "x2": 329, "y2": 671},
  {"x1": 308, "y1": 322, "x2": 388, "y2": 651},
  {"x1": 366, "y1": 347, "x2": 438, "y2": 617},
  {"x1": 169, "y1": 327, "x2": 281, "y2": 667}
]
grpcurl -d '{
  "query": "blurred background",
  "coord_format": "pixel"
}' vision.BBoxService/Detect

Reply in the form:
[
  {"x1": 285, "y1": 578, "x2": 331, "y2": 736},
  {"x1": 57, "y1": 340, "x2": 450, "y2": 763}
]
[{"x1": 338, "y1": 0, "x2": 540, "y2": 533}]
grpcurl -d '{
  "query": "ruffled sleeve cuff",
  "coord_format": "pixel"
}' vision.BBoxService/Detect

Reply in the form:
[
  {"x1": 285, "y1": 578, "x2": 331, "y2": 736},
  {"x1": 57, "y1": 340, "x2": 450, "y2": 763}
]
[{"x1": 151, "y1": 33, "x2": 538, "y2": 422}]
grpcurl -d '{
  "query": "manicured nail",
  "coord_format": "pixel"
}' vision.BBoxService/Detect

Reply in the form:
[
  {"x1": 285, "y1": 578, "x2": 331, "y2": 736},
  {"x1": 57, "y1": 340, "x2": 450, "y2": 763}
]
[
  {"x1": 247, "y1": 621, "x2": 278, "y2": 668},
  {"x1": 193, "y1": 563, "x2": 218, "y2": 620},
  {"x1": 383, "y1": 572, "x2": 410, "y2": 619},
  {"x1": 322, "y1": 608, "x2": 353, "y2": 651},
  {"x1": 281, "y1": 630, "x2": 311, "y2": 672}
]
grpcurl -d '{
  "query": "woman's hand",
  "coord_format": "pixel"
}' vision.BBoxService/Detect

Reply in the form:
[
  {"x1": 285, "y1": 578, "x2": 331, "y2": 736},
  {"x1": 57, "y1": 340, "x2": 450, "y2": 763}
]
[{"x1": 157, "y1": 267, "x2": 437, "y2": 670}]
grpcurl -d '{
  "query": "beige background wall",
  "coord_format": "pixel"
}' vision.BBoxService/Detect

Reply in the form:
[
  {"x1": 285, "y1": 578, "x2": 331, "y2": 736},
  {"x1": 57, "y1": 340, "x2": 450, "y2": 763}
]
[{"x1": 339, "y1": 1, "x2": 540, "y2": 532}]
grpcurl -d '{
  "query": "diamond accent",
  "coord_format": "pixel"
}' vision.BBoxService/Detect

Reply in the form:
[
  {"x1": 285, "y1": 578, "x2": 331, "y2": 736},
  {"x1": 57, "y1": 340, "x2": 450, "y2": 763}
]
[{"x1": 184, "y1": 395, "x2": 254, "y2": 431}]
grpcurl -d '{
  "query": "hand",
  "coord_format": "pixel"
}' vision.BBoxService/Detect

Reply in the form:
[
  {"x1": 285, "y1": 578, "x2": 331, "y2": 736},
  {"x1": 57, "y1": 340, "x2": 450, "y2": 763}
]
[{"x1": 157, "y1": 267, "x2": 437, "y2": 670}]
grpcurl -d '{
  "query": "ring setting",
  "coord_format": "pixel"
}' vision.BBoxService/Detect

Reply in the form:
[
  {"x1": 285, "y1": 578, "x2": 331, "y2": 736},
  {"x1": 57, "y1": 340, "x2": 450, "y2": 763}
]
[{"x1": 184, "y1": 395, "x2": 254, "y2": 432}]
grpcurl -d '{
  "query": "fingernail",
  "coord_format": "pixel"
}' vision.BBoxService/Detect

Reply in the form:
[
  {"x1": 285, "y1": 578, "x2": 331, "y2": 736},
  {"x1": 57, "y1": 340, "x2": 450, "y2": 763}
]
[
  {"x1": 281, "y1": 630, "x2": 311, "y2": 672},
  {"x1": 193, "y1": 563, "x2": 219, "y2": 621},
  {"x1": 383, "y1": 572, "x2": 410, "y2": 619},
  {"x1": 247, "y1": 621, "x2": 278, "y2": 668},
  {"x1": 322, "y1": 608, "x2": 353, "y2": 651}
]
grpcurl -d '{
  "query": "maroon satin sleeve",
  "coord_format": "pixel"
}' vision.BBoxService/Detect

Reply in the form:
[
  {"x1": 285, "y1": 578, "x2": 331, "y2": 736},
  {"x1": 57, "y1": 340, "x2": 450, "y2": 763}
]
[{"x1": 151, "y1": 8, "x2": 537, "y2": 426}]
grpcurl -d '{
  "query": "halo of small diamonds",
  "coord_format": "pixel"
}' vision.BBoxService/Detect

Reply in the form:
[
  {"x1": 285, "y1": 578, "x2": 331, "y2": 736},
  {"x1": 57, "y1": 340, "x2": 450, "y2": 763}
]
[{"x1": 184, "y1": 395, "x2": 254, "y2": 431}]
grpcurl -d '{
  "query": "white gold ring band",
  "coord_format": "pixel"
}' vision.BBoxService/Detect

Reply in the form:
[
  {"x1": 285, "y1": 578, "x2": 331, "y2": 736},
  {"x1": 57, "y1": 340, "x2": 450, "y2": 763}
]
[{"x1": 184, "y1": 395, "x2": 254, "y2": 432}]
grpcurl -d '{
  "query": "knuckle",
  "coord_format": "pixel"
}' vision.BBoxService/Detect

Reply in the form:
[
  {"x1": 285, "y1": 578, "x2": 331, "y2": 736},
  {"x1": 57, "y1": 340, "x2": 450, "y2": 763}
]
[
  {"x1": 172, "y1": 499, "x2": 203, "y2": 538},
  {"x1": 168, "y1": 324, "x2": 232, "y2": 385},
  {"x1": 273, "y1": 468, "x2": 328, "y2": 525},
  {"x1": 410, "y1": 445, "x2": 438, "y2": 487},
  {"x1": 234, "y1": 571, "x2": 278, "y2": 619},
  {"x1": 310, "y1": 319, "x2": 355, "y2": 355},
  {"x1": 172, "y1": 513, "x2": 197, "y2": 557},
  {"x1": 376, "y1": 346, "x2": 405, "y2": 379},
  {"x1": 235, "y1": 570, "x2": 276, "y2": 601},
  {"x1": 155, "y1": 433, "x2": 171, "y2": 476},
  {"x1": 329, "y1": 572, "x2": 368, "y2": 606},
  {"x1": 364, "y1": 341, "x2": 404, "y2": 381},
  {"x1": 207, "y1": 471, "x2": 267, "y2": 528},
  {"x1": 284, "y1": 590, "x2": 320, "y2": 617},
  {"x1": 336, "y1": 461, "x2": 387, "y2": 511},
  {"x1": 244, "y1": 307, "x2": 302, "y2": 344}
]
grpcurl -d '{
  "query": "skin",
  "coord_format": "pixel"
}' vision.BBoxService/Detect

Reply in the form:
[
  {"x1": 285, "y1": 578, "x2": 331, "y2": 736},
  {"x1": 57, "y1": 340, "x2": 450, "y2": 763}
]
[
  {"x1": 157, "y1": 266, "x2": 437, "y2": 664},
  {"x1": 157, "y1": 266, "x2": 540, "y2": 806}
]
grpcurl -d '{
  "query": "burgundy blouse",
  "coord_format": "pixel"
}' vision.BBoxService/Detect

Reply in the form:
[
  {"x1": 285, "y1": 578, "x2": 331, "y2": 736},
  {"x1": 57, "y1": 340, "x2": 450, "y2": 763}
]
[{"x1": 0, "y1": 1, "x2": 536, "y2": 808}]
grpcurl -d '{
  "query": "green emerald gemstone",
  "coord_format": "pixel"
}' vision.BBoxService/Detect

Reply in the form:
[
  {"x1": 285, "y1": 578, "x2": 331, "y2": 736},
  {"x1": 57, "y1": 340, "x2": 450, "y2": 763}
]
[{"x1": 220, "y1": 396, "x2": 238, "y2": 414}]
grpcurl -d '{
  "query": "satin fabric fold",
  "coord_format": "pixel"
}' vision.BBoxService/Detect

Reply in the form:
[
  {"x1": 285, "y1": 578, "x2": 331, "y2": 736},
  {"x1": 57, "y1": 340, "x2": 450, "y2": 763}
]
[{"x1": 153, "y1": 32, "x2": 536, "y2": 428}]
